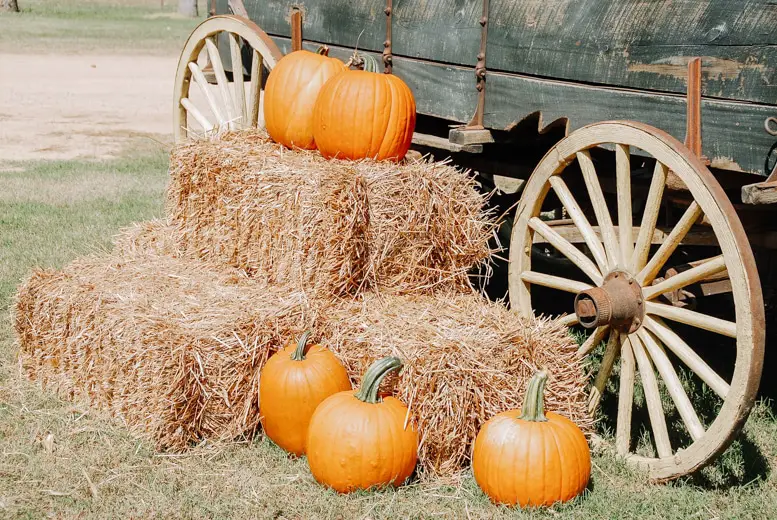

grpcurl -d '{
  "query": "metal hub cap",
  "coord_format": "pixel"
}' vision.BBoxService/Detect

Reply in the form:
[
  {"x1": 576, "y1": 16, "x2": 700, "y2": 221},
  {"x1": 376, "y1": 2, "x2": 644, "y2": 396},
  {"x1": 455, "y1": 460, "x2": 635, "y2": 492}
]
[{"x1": 574, "y1": 271, "x2": 645, "y2": 333}]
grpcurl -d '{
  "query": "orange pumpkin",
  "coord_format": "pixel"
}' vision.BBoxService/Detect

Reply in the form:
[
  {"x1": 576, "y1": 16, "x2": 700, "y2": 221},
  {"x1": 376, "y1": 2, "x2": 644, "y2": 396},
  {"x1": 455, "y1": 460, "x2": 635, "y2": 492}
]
[
  {"x1": 263, "y1": 49, "x2": 346, "y2": 150},
  {"x1": 312, "y1": 53, "x2": 416, "y2": 161},
  {"x1": 259, "y1": 331, "x2": 351, "y2": 456},
  {"x1": 306, "y1": 356, "x2": 418, "y2": 492},
  {"x1": 473, "y1": 371, "x2": 591, "y2": 507}
]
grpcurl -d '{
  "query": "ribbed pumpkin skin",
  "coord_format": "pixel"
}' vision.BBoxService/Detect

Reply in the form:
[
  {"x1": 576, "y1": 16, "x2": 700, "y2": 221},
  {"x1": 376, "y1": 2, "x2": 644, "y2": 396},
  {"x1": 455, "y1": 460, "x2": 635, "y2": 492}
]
[
  {"x1": 263, "y1": 50, "x2": 346, "y2": 150},
  {"x1": 259, "y1": 342, "x2": 351, "y2": 456},
  {"x1": 306, "y1": 392, "x2": 418, "y2": 492},
  {"x1": 312, "y1": 70, "x2": 416, "y2": 161},
  {"x1": 472, "y1": 410, "x2": 591, "y2": 507}
]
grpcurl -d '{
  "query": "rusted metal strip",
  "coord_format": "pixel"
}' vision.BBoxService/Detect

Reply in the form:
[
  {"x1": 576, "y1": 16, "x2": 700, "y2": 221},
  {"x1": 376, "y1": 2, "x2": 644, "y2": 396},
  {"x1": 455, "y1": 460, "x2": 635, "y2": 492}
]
[
  {"x1": 383, "y1": 0, "x2": 393, "y2": 74},
  {"x1": 291, "y1": 8, "x2": 303, "y2": 52},
  {"x1": 466, "y1": 0, "x2": 489, "y2": 128},
  {"x1": 684, "y1": 57, "x2": 703, "y2": 159}
]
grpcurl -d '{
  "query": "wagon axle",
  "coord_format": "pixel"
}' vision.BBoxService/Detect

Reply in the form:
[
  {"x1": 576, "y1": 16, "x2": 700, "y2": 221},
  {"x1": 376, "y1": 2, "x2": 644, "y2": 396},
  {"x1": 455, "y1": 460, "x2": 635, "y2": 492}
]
[{"x1": 574, "y1": 271, "x2": 645, "y2": 333}]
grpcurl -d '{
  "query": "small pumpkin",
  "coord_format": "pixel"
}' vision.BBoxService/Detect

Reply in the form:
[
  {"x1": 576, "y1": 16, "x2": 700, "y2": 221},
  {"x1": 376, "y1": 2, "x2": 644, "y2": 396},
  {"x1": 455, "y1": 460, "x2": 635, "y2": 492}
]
[
  {"x1": 312, "y1": 53, "x2": 416, "y2": 161},
  {"x1": 259, "y1": 331, "x2": 351, "y2": 456},
  {"x1": 263, "y1": 48, "x2": 346, "y2": 150},
  {"x1": 306, "y1": 356, "x2": 418, "y2": 492},
  {"x1": 473, "y1": 370, "x2": 591, "y2": 507}
]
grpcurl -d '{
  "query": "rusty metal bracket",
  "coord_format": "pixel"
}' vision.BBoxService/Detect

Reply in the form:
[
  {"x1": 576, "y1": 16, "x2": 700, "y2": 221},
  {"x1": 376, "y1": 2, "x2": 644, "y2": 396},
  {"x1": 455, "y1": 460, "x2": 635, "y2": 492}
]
[
  {"x1": 683, "y1": 57, "x2": 709, "y2": 165},
  {"x1": 290, "y1": 8, "x2": 303, "y2": 52},
  {"x1": 467, "y1": 0, "x2": 489, "y2": 128},
  {"x1": 383, "y1": 0, "x2": 393, "y2": 74}
]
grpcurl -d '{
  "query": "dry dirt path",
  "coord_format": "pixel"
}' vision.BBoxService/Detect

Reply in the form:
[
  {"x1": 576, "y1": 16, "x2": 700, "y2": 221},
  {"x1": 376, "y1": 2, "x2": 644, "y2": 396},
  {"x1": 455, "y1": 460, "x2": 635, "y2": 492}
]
[{"x1": 0, "y1": 52, "x2": 178, "y2": 161}]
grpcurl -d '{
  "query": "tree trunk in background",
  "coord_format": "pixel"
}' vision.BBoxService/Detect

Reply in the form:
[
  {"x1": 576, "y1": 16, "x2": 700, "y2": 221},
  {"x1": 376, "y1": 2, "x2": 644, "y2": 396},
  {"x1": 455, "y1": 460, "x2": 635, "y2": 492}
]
[
  {"x1": 2, "y1": 0, "x2": 20, "y2": 12},
  {"x1": 178, "y1": 0, "x2": 198, "y2": 17}
]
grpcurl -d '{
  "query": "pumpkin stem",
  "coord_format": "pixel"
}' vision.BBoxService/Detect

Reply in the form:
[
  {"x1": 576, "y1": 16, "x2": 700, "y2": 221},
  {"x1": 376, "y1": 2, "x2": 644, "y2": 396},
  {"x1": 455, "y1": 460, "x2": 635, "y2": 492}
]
[
  {"x1": 290, "y1": 330, "x2": 313, "y2": 361},
  {"x1": 519, "y1": 370, "x2": 549, "y2": 422},
  {"x1": 345, "y1": 50, "x2": 379, "y2": 73},
  {"x1": 354, "y1": 356, "x2": 403, "y2": 404},
  {"x1": 316, "y1": 45, "x2": 330, "y2": 56}
]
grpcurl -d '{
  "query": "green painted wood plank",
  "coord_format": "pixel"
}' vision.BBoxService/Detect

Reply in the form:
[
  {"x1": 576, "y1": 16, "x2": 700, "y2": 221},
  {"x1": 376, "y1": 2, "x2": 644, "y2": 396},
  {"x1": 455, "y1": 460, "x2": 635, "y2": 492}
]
[{"x1": 487, "y1": 0, "x2": 777, "y2": 105}]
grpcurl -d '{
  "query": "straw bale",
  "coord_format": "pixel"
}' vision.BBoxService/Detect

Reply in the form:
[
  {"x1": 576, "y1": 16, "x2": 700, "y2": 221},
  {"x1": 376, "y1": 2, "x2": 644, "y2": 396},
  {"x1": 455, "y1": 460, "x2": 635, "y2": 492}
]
[{"x1": 167, "y1": 130, "x2": 495, "y2": 295}]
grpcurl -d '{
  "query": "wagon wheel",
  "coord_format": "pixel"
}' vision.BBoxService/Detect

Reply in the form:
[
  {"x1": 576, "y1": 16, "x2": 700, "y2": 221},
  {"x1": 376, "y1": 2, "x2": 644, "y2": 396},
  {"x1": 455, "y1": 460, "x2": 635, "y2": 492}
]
[
  {"x1": 173, "y1": 15, "x2": 283, "y2": 142},
  {"x1": 508, "y1": 121, "x2": 764, "y2": 480}
]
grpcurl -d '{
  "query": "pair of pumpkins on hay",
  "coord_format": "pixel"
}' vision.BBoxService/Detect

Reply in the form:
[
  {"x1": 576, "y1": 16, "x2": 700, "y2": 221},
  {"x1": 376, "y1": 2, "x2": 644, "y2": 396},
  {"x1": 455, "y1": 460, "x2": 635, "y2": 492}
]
[
  {"x1": 259, "y1": 332, "x2": 592, "y2": 507},
  {"x1": 263, "y1": 48, "x2": 416, "y2": 161}
]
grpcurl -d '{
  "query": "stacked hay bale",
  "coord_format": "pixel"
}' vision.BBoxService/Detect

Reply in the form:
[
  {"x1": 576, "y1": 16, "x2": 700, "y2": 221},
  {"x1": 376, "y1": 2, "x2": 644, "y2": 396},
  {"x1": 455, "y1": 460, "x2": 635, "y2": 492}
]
[{"x1": 15, "y1": 131, "x2": 590, "y2": 478}]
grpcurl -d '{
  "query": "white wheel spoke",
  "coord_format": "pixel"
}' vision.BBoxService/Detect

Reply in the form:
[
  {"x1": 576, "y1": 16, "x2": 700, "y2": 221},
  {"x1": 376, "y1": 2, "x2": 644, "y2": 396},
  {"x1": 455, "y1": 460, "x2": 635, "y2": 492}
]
[
  {"x1": 248, "y1": 49, "x2": 263, "y2": 128},
  {"x1": 181, "y1": 97, "x2": 214, "y2": 132},
  {"x1": 205, "y1": 37, "x2": 238, "y2": 129},
  {"x1": 638, "y1": 329, "x2": 705, "y2": 441},
  {"x1": 616, "y1": 336, "x2": 636, "y2": 456},
  {"x1": 188, "y1": 62, "x2": 227, "y2": 126},
  {"x1": 520, "y1": 271, "x2": 592, "y2": 294},
  {"x1": 229, "y1": 33, "x2": 248, "y2": 128},
  {"x1": 638, "y1": 202, "x2": 703, "y2": 285},
  {"x1": 630, "y1": 333, "x2": 673, "y2": 458},
  {"x1": 549, "y1": 175, "x2": 609, "y2": 272},
  {"x1": 645, "y1": 301, "x2": 736, "y2": 338},
  {"x1": 557, "y1": 314, "x2": 579, "y2": 327},
  {"x1": 588, "y1": 330, "x2": 621, "y2": 415},
  {"x1": 643, "y1": 316, "x2": 730, "y2": 399},
  {"x1": 616, "y1": 144, "x2": 634, "y2": 264},
  {"x1": 529, "y1": 217, "x2": 603, "y2": 285},
  {"x1": 577, "y1": 151, "x2": 620, "y2": 268},
  {"x1": 643, "y1": 255, "x2": 727, "y2": 300},
  {"x1": 577, "y1": 325, "x2": 609, "y2": 358},
  {"x1": 631, "y1": 161, "x2": 668, "y2": 271}
]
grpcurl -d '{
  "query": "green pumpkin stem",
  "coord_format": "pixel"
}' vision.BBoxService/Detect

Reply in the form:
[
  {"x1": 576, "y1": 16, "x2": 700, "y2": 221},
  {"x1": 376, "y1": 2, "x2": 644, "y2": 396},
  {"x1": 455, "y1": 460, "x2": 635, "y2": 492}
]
[
  {"x1": 519, "y1": 370, "x2": 549, "y2": 422},
  {"x1": 354, "y1": 356, "x2": 403, "y2": 404},
  {"x1": 345, "y1": 50, "x2": 379, "y2": 73},
  {"x1": 290, "y1": 330, "x2": 313, "y2": 361}
]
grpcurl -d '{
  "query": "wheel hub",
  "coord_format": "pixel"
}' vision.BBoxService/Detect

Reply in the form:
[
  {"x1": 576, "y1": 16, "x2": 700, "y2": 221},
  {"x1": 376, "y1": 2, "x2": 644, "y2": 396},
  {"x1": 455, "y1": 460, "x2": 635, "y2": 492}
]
[{"x1": 574, "y1": 271, "x2": 644, "y2": 333}]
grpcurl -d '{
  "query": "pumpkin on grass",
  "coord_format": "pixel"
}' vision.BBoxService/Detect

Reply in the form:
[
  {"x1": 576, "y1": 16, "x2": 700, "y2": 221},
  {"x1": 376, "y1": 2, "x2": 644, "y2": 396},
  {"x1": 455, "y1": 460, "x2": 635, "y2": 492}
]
[
  {"x1": 263, "y1": 48, "x2": 346, "y2": 150},
  {"x1": 313, "y1": 53, "x2": 416, "y2": 161},
  {"x1": 473, "y1": 370, "x2": 591, "y2": 507},
  {"x1": 259, "y1": 331, "x2": 351, "y2": 456},
  {"x1": 306, "y1": 356, "x2": 418, "y2": 492}
]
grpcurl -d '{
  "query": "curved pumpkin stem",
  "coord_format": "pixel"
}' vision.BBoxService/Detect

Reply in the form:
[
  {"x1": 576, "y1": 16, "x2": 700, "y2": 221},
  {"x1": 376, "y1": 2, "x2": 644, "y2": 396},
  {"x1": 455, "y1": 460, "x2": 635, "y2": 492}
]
[
  {"x1": 361, "y1": 53, "x2": 379, "y2": 73},
  {"x1": 519, "y1": 370, "x2": 549, "y2": 422},
  {"x1": 345, "y1": 51, "x2": 379, "y2": 73},
  {"x1": 290, "y1": 330, "x2": 313, "y2": 361},
  {"x1": 354, "y1": 356, "x2": 403, "y2": 404}
]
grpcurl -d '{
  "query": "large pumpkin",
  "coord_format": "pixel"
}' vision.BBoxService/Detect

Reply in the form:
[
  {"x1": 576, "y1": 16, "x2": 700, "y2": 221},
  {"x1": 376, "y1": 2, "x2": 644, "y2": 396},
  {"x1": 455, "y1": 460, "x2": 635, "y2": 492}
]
[
  {"x1": 306, "y1": 357, "x2": 418, "y2": 492},
  {"x1": 263, "y1": 49, "x2": 346, "y2": 150},
  {"x1": 312, "y1": 54, "x2": 416, "y2": 161},
  {"x1": 473, "y1": 371, "x2": 591, "y2": 507},
  {"x1": 259, "y1": 331, "x2": 351, "y2": 456}
]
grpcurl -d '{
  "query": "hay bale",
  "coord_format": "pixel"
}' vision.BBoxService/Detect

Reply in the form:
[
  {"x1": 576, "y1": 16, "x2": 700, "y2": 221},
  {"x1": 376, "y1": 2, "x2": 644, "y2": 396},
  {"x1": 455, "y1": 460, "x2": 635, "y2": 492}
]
[
  {"x1": 325, "y1": 293, "x2": 591, "y2": 478},
  {"x1": 167, "y1": 130, "x2": 495, "y2": 296},
  {"x1": 14, "y1": 252, "x2": 318, "y2": 450}
]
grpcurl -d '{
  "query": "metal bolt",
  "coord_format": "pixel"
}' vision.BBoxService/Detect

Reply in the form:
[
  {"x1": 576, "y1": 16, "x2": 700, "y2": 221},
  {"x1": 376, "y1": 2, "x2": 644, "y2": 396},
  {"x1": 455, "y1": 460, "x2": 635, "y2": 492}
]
[
  {"x1": 385, "y1": 7, "x2": 392, "y2": 15},
  {"x1": 637, "y1": 298, "x2": 643, "y2": 304},
  {"x1": 384, "y1": 40, "x2": 390, "y2": 47},
  {"x1": 629, "y1": 279, "x2": 634, "y2": 285},
  {"x1": 477, "y1": 53, "x2": 485, "y2": 61},
  {"x1": 480, "y1": 16, "x2": 487, "y2": 26}
]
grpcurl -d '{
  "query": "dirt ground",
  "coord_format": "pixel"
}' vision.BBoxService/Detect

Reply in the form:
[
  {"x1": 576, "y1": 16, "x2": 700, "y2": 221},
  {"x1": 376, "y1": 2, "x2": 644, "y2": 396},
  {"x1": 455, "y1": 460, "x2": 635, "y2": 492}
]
[{"x1": 0, "y1": 52, "x2": 177, "y2": 161}]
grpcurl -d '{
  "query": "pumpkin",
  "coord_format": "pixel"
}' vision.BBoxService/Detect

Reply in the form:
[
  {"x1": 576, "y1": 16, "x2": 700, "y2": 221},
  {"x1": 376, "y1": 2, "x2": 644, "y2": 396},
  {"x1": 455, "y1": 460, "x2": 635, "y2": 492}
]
[
  {"x1": 306, "y1": 356, "x2": 418, "y2": 492},
  {"x1": 263, "y1": 49, "x2": 346, "y2": 150},
  {"x1": 472, "y1": 371, "x2": 591, "y2": 507},
  {"x1": 312, "y1": 53, "x2": 416, "y2": 161},
  {"x1": 259, "y1": 331, "x2": 351, "y2": 456}
]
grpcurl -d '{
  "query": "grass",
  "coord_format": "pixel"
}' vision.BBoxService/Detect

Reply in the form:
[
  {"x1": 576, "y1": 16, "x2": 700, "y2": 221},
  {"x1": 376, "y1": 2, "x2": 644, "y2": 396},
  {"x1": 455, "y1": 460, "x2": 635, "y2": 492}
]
[{"x1": 2, "y1": 0, "x2": 777, "y2": 518}]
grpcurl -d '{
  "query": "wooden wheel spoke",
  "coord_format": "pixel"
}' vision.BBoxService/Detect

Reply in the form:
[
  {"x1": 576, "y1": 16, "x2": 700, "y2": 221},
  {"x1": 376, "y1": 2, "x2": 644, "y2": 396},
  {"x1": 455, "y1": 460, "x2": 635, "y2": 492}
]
[
  {"x1": 630, "y1": 334, "x2": 673, "y2": 458},
  {"x1": 549, "y1": 176, "x2": 609, "y2": 272},
  {"x1": 588, "y1": 330, "x2": 620, "y2": 415},
  {"x1": 529, "y1": 217, "x2": 603, "y2": 284},
  {"x1": 205, "y1": 37, "x2": 238, "y2": 128},
  {"x1": 520, "y1": 271, "x2": 592, "y2": 294},
  {"x1": 577, "y1": 325, "x2": 609, "y2": 358},
  {"x1": 631, "y1": 162, "x2": 668, "y2": 271},
  {"x1": 638, "y1": 202, "x2": 703, "y2": 286},
  {"x1": 557, "y1": 314, "x2": 579, "y2": 327},
  {"x1": 638, "y1": 329, "x2": 705, "y2": 441},
  {"x1": 616, "y1": 336, "x2": 636, "y2": 456},
  {"x1": 643, "y1": 316, "x2": 730, "y2": 398},
  {"x1": 643, "y1": 255, "x2": 727, "y2": 300},
  {"x1": 228, "y1": 33, "x2": 248, "y2": 127},
  {"x1": 180, "y1": 98, "x2": 214, "y2": 132},
  {"x1": 616, "y1": 145, "x2": 634, "y2": 264},
  {"x1": 187, "y1": 62, "x2": 227, "y2": 125},
  {"x1": 248, "y1": 49, "x2": 263, "y2": 128},
  {"x1": 577, "y1": 151, "x2": 620, "y2": 268},
  {"x1": 645, "y1": 301, "x2": 736, "y2": 338}
]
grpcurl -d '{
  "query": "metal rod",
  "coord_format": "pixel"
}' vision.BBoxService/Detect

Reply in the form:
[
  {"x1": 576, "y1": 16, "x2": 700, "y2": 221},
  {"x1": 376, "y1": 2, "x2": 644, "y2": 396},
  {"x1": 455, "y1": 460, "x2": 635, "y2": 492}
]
[
  {"x1": 291, "y1": 8, "x2": 303, "y2": 52},
  {"x1": 383, "y1": 0, "x2": 393, "y2": 74},
  {"x1": 467, "y1": 0, "x2": 489, "y2": 128},
  {"x1": 684, "y1": 57, "x2": 702, "y2": 159}
]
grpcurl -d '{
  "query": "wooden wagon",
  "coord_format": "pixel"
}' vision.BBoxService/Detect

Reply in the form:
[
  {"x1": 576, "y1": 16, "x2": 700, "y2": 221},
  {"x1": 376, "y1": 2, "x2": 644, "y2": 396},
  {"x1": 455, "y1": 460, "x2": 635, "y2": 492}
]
[{"x1": 171, "y1": 0, "x2": 777, "y2": 481}]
